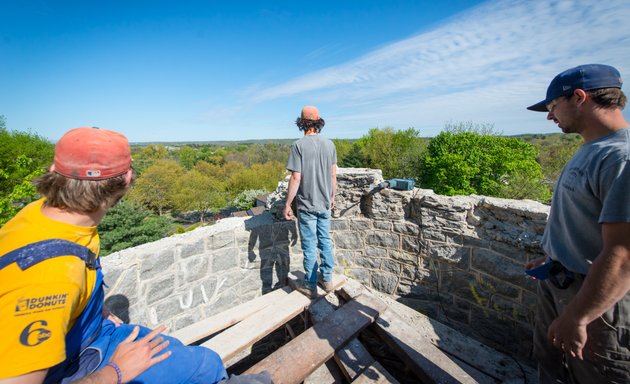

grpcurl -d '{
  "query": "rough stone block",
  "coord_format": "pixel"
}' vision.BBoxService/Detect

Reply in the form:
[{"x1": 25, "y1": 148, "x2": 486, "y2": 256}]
[
  {"x1": 401, "y1": 264, "x2": 429, "y2": 281},
  {"x1": 371, "y1": 272, "x2": 398, "y2": 294},
  {"x1": 177, "y1": 254, "x2": 210, "y2": 283},
  {"x1": 146, "y1": 276, "x2": 175, "y2": 305},
  {"x1": 333, "y1": 231, "x2": 364, "y2": 250},
  {"x1": 373, "y1": 220, "x2": 392, "y2": 231},
  {"x1": 211, "y1": 247, "x2": 239, "y2": 272},
  {"x1": 365, "y1": 247, "x2": 387, "y2": 258},
  {"x1": 353, "y1": 255, "x2": 382, "y2": 269},
  {"x1": 469, "y1": 306, "x2": 533, "y2": 361},
  {"x1": 381, "y1": 259, "x2": 401, "y2": 275},
  {"x1": 366, "y1": 231, "x2": 400, "y2": 248},
  {"x1": 389, "y1": 249, "x2": 419, "y2": 265},
  {"x1": 429, "y1": 244, "x2": 470, "y2": 264},
  {"x1": 179, "y1": 238, "x2": 206, "y2": 259},
  {"x1": 173, "y1": 311, "x2": 204, "y2": 332},
  {"x1": 149, "y1": 296, "x2": 188, "y2": 325},
  {"x1": 401, "y1": 236, "x2": 421, "y2": 253},
  {"x1": 348, "y1": 268, "x2": 370, "y2": 286},
  {"x1": 139, "y1": 249, "x2": 175, "y2": 280},
  {"x1": 109, "y1": 270, "x2": 139, "y2": 303},
  {"x1": 330, "y1": 219, "x2": 348, "y2": 231},
  {"x1": 393, "y1": 221, "x2": 420, "y2": 236},
  {"x1": 472, "y1": 248, "x2": 525, "y2": 284},
  {"x1": 210, "y1": 230, "x2": 237, "y2": 250},
  {"x1": 349, "y1": 219, "x2": 372, "y2": 231}
]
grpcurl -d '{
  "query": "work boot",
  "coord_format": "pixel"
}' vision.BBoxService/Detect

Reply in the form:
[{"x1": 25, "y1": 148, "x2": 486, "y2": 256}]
[
  {"x1": 318, "y1": 276, "x2": 335, "y2": 293},
  {"x1": 295, "y1": 283, "x2": 317, "y2": 299}
]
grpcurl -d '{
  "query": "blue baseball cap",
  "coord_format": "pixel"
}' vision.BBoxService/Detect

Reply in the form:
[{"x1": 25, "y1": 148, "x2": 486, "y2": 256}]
[{"x1": 527, "y1": 64, "x2": 623, "y2": 112}]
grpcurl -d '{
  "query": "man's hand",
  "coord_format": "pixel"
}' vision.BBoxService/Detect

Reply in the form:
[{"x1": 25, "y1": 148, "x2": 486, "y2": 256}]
[
  {"x1": 108, "y1": 325, "x2": 171, "y2": 382},
  {"x1": 283, "y1": 205, "x2": 293, "y2": 221},
  {"x1": 547, "y1": 314, "x2": 588, "y2": 359},
  {"x1": 526, "y1": 256, "x2": 546, "y2": 270}
]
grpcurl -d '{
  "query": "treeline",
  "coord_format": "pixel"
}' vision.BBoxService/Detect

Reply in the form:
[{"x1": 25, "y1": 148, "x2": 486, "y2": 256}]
[{"x1": 0, "y1": 115, "x2": 582, "y2": 254}]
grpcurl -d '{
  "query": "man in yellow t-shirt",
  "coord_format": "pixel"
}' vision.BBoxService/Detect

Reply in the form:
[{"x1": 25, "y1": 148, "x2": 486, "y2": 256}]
[{"x1": 0, "y1": 127, "x2": 228, "y2": 384}]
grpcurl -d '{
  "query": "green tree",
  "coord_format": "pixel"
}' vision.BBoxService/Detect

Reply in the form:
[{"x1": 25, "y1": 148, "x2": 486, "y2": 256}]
[
  {"x1": 171, "y1": 170, "x2": 226, "y2": 222},
  {"x1": 421, "y1": 124, "x2": 550, "y2": 201},
  {"x1": 128, "y1": 159, "x2": 184, "y2": 215},
  {"x1": 177, "y1": 146, "x2": 198, "y2": 170},
  {"x1": 0, "y1": 118, "x2": 54, "y2": 225},
  {"x1": 339, "y1": 141, "x2": 366, "y2": 168},
  {"x1": 98, "y1": 200, "x2": 171, "y2": 255},
  {"x1": 359, "y1": 127, "x2": 424, "y2": 180}
]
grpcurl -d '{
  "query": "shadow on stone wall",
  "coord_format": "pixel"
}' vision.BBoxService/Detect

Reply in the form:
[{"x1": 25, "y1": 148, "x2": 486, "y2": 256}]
[{"x1": 246, "y1": 216, "x2": 297, "y2": 294}]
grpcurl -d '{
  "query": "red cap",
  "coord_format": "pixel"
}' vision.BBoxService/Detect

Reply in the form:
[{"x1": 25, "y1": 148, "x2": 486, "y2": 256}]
[
  {"x1": 301, "y1": 106, "x2": 320, "y2": 120},
  {"x1": 54, "y1": 127, "x2": 132, "y2": 180}
]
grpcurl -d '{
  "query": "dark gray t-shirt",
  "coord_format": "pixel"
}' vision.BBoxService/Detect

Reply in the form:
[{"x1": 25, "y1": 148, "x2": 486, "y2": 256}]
[
  {"x1": 542, "y1": 128, "x2": 630, "y2": 274},
  {"x1": 286, "y1": 134, "x2": 337, "y2": 212}
]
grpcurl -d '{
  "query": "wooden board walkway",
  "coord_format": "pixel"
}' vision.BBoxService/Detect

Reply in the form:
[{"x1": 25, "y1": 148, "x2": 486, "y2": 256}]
[
  {"x1": 201, "y1": 290, "x2": 310, "y2": 362},
  {"x1": 244, "y1": 293, "x2": 388, "y2": 384},
  {"x1": 170, "y1": 286, "x2": 292, "y2": 345}
]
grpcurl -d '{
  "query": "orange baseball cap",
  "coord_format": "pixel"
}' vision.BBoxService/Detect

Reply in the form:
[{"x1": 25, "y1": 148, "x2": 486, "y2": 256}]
[
  {"x1": 54, "y1": 127, "x2": 132, "y2": 180},
  {"x1": 301, "y1": 106, "x2": 320, "y2": 120}
]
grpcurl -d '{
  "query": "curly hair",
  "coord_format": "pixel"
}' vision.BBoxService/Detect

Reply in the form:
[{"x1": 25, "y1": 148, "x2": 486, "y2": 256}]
[
  {"x1": 295, "y1": 117, "x2": 325, "y2": 133},
  {"x1": 587, "y1": 88, "x2": 626, "y2": 110},
  {"x1": 35, "y1": 171, "x2": 133, "y2": 213}
]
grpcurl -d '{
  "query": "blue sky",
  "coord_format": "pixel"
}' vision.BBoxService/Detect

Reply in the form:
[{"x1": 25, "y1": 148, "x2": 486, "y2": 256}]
[{"x1": 2, "y1": 0, "x2": 630, "y2": 143}]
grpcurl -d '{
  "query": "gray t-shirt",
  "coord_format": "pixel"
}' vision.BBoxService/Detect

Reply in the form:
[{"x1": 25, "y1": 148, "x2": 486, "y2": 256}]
[
  {"x1": 542, "y1": 128, "x2": 630, "y2": 274},
  {"x1": 286, "y1": 134, "x2": 337, "y2": 212}
]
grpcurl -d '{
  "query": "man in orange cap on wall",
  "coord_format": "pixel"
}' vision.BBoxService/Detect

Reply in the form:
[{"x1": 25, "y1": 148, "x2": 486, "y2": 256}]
[{"x1": 284, "y1": 106, "x2": 337, "y2": 298}]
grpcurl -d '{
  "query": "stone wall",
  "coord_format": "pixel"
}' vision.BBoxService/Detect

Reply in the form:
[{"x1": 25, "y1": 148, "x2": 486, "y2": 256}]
[{"x1": 102, "y1": 168, "x2": 548, "y2": 361}]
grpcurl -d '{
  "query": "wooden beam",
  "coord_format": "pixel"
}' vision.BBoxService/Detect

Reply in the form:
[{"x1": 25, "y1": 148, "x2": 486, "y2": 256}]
[
  {"x1": 373, "y1": 308, "x2": 478, "y2": 384},
  {"x1": 308, "y1": 292, "x2": 376, "y2": 381},
  {"x1": 170, "y1": 286, "x2": 292, "y2": 345},
  {"x1": 244, "y1": 294, "x2": 388, "y2": 384},
  {"x1": 352, "y1": 361, "x2": 400, "y2": 384},
  {"x1": 201, "y1": 290, "x2": 310, "y2": 362}
]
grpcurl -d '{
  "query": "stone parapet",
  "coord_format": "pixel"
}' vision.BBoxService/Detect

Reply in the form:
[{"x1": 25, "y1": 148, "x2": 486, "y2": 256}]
[{"x1": 102, "y1": 168, "x2": 549, "y2": 362}]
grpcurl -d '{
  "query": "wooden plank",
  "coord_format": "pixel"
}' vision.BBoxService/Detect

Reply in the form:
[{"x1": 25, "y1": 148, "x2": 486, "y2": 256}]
[
  {"x1": 201, "y1": 290, "x2": 310, "y2": 362},
  {"x1": 373, "y1": 307, "x2": 478, "y2": 384},
  {"x1": 170, "y1": 286, "x2": 291, "y2": 345},
  {"x1": 352, "y1": 361, "x2": 400, "y2": 384},
  {"x1": 308, "y1": 292, "x2": 376, "y2": 381},
  {"x1": 244, "y1": 294, "x2": 388, "y2": 384}
]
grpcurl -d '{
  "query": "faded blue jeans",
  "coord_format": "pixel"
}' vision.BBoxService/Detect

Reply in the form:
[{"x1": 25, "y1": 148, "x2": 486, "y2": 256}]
[{"x1": 297, "y1": 210, "x2": 335, "y2": 289}]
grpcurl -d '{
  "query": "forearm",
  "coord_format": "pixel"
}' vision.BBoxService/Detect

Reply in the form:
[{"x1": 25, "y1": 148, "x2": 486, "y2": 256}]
[
  {"x1": 563, "y1": 247, "x2": 630, "y2": 325},
  {"x1": 285, "y1": 173, "x2": 300, "y2": 209},
  {"x1": 73, "y1": 365, "x2": 119, "y2": 384},
  {"x1": 331, "y1": 165, "x2": 337, "y2": 201}
]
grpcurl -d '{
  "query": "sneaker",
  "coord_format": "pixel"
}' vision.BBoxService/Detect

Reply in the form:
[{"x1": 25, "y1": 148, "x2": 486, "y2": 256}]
[
  {"x1": 318, "y1": 276, "x2": 335, "y2": 293},
  {"x1": 295, "y1": 283, "x2": 317, "y2": 299}
]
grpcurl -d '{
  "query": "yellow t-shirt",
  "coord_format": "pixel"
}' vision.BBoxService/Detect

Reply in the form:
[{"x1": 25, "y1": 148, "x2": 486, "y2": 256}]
[{"x1": 0, "y1": 199, "x2": 100, "y2": 379}]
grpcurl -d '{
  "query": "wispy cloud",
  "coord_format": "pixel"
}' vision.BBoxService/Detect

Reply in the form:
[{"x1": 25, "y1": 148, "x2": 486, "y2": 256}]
[{"x1": 242, "y1": 0, "x2": 630, "y2": 136}]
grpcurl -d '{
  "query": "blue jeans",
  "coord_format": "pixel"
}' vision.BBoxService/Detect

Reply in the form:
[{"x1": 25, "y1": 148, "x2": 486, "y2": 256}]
[
  {"x1": 297, "y1": 210, "x2": 334, "y2": 289},
  {"x1": 48, "y1": 320, "x2": 228, "y2": 384}
]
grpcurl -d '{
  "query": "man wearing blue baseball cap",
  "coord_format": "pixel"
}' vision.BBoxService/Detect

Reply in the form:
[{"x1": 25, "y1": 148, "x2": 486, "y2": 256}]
[{"x1": 525, "y1": 64, "x2": 630, "y2": 383}]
